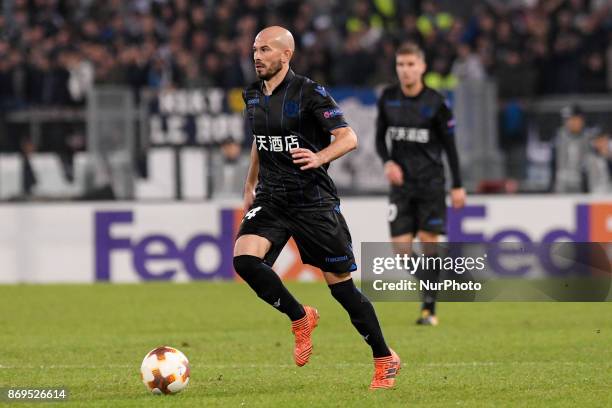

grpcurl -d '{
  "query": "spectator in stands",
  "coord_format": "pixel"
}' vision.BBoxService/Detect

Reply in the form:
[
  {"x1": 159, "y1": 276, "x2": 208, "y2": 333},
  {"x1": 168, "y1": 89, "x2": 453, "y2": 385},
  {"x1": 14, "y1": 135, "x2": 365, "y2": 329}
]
[
  {"x1": 550, "y1": 10, "x2": 583, "y2": 93},
  {"x1": 0, "y1": 0, "x2": 609, "y2": 102},
  {"x1": 335, "y1": 32, "x2": 374, "y2": 86},
  {"x1": 371, "y1": 36, "x2": 396, "y2": 85},
  {"x1": 416, "y1": 0, "x2": 454, "y2": 39},
  {"x1": 494, "y1": 19, "x2": 521, "y2": 61},
  {"x1": 0, "y1": 45, "x2": 17, "y2": 109},
  {"x1": 525, "y1": 39, "x2": 556, "y2": 94},
  {"x1": 451, "y1": 42, "x2": 485, "y2": 81},
  {"x1": 66, "y1": 48, "x2": 94, "y2": 103},
  {"x1": 592, "y1": 131, "x2": 611, "y2": 157},
  {"x1": 607, "y1": 31, "x2": 612, "y2": 89},
  {"x1": 591, "y1": 130, "x2": 612, "y2": 191},
  {"x1": 424, "y1": 56, "x2": 457, "y2": 91},
  {"x1": 345, "y1": 0, "x2": 385, "y2": 36},
  {"x1": 498, "y1": 101, "x2": 528, "y2": 181},
  {"x1": 0, "y1": 0, "x2": 610, "y2": 201},
  {"x1": 496, "y1": 50, "x2": 536, "y2": 98},
  {"x1": 580, "y1": 51, "x2": 607, "y2": 93},
  {"x1": 550, "y1": 105, "x2": 610, "y2": 193},
  {"x1": 20, "y1": 135, "x2": 37, "y2": 196},
  {"x1": 398, "y1": 14, "x2": 423, "y2": 45}
]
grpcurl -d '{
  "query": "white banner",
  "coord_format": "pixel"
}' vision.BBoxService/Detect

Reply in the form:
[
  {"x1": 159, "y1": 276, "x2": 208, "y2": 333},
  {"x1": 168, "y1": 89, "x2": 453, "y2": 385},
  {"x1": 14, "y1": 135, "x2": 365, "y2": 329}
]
[{"x1": 0, "y1": 195, "x2": 610, "y2": 284}]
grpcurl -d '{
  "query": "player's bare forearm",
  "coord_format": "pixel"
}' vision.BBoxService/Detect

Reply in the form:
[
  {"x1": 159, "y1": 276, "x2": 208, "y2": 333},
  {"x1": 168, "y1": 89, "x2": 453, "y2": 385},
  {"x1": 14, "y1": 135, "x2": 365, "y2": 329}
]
[
  {"x1": 323, "y1": 126, "x2": 358, "y2": 163},
  {"x1": 291, "y1": 126, "x2": 358, "y2": 170}
]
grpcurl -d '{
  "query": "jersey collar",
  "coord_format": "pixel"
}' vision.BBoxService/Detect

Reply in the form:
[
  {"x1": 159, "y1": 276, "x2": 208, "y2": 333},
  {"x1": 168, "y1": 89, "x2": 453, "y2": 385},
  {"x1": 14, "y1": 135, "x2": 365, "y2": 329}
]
[
  {"x1": 282, "y1": 69, "x2": 296, "y2": 87},
  {"x1": 399, "y1": 84, "x2": 426, "y2": 99},
  {"x1": 260, "y1": 68, "x2": 295, "y2": 95}
]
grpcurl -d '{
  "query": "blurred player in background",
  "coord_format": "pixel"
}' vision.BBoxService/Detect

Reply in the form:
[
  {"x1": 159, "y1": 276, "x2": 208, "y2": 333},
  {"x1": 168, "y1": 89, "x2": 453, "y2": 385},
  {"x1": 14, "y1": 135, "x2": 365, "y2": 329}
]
[
  {"x1": 376, "y1": 43, "x2": 465, "y2": 326},
  {"x1": 233, "y1": 26, "x2": 400, "y2": 389}
]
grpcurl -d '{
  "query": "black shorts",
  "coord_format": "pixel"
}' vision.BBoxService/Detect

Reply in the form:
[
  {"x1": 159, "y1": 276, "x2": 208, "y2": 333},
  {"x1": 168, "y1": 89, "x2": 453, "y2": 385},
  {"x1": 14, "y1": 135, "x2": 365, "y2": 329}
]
[
  {"x1": 388, "y1": 187, "x2": 447, "y2": 237},
  {"x1": 236, "y1": 200, "x2": 357, "y2": 274}
]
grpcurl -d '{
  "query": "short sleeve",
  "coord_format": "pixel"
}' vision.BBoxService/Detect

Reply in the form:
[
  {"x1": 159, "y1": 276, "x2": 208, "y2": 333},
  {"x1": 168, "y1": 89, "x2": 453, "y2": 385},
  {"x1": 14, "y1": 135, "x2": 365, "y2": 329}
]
[
  {"x1": 306, "y1": 82, "x2": 348, "y2": 133},
  {"x1": 433, "y1": 101, "x2": 455, "y2": 136}
]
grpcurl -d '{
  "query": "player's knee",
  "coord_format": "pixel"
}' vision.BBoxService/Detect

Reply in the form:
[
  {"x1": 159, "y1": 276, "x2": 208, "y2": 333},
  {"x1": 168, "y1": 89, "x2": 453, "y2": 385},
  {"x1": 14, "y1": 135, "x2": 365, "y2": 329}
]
[
  {"x1": 323, "y1": 271, "x2": 351, "y2": 286},
  {"x1": 417, "y1": 231, "x2": 440, "y2": 246},
  {"x1": 335, "y1": 272, "x2": 352, "y2": 280},
  {"x1": 232, "y1": 255, "x2": 262, "y2": 279},
  {"x1": 328, "y1": 276, "x2": 355, "y2": 296},
  {"x1": 329, "y1": 278, "x2": 372, "y2": 310},
  {"x1": 233, "y1": 255, "x2": 279, "y2": 303}
]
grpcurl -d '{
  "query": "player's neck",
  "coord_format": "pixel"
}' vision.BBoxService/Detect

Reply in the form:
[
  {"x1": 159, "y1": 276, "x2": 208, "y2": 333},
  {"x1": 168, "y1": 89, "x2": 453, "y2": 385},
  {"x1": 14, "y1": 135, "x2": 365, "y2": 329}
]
[
  {"x1": 263, "y1": 65, "x2": 290, "y2": 96},
  {"x1": 401, "y1": 81, "x2": 424, "y2": 97}
]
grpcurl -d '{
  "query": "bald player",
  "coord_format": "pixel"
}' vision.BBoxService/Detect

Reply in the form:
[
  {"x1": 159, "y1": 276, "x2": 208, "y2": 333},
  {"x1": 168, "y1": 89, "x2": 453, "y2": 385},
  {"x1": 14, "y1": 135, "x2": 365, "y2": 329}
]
[{"x1": 233, "y1": 26, "x2": 401, "y2": 389}]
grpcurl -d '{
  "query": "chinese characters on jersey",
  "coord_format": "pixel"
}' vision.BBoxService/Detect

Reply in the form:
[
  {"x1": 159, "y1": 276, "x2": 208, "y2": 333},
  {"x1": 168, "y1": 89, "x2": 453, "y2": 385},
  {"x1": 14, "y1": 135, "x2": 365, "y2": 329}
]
[{"x1": 255, "y1": 135, "x2": 301, "y2": 151}]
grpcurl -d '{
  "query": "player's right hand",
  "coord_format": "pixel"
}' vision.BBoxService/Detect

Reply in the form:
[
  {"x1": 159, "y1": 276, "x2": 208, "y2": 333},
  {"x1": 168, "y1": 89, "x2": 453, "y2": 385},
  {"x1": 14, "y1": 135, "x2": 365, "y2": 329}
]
[
  {"x1": 384, "y1": 161, "x2": 404, "y2": 186},
  {"x1": 243, "y1": 185, "x2": 256, "y2": 212}
]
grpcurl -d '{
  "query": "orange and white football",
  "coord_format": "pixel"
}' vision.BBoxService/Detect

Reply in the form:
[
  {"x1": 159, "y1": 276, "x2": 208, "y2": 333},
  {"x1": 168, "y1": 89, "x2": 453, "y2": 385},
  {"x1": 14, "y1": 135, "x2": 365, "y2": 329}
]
[{"x1": 140, "y1": 346, "x2": 190, "y2": 394}]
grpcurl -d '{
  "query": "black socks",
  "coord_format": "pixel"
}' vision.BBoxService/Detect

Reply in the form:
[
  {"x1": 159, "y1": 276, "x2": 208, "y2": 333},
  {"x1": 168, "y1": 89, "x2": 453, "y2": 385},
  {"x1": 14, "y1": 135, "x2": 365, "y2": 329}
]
[
  {"x1": 419, "y1": 255, "x2": 441, "y2": 315},
  {"x1": 233, "y1": 255, "x2": 305, "y2": 321},
  {"x1": 234, "y1": 256, "x2": 391, "y2": 358},
  {"x1": 329, "y1": 279, "x2": 391, "y2": 358}
]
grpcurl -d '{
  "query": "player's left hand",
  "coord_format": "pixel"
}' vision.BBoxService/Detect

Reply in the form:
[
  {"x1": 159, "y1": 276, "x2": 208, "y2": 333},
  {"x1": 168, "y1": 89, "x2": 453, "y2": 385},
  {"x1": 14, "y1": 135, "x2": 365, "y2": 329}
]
[
  {"x1": 450, "y1": 187, "x2": 466, "y2": 208},
  {"x1": 291, "y1": 148, "x2": 324, "y2": 170}
]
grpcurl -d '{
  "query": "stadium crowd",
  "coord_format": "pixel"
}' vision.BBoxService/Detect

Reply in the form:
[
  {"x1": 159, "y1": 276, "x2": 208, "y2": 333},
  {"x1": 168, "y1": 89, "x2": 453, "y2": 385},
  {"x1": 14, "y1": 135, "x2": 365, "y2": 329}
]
[
  {"x1": 0, "y1": 0, "x2": 611, "y2": 109},
  {"x1": 0, "y1": 0, "x2": 610, "y2": 198}
]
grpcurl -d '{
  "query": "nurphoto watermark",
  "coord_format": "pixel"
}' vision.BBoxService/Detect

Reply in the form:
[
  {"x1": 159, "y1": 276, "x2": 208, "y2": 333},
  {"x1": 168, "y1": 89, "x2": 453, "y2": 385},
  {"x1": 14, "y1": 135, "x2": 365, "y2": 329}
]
[{"x1": 361, "y1": 242, "x2": 612, "y2": 302}]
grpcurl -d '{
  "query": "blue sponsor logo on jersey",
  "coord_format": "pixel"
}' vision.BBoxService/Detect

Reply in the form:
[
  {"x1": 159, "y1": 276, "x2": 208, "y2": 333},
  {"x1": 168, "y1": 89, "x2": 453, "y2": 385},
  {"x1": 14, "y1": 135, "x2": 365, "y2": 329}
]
[
  {"x1": 283, "y1": 100, "x2": 299, "y2": 118},
  {"x1": 314, "y1": 85, "x2": 327, "y2": 97},
  {"x1": 428, "y1": 218, "x2": 444, "y2": 225},
  {"x1": 420, "y1": 105, "x2": 433, "y2": 118},
  {"x1": 326, "y1": 255, "x2": 349, "y2": 263},
  {"x1": 247, "y1": 98, "x2": 259, "y2": 105},
  {"x1": 386, "y1": 100, "x2": 401, "y2": 107}
]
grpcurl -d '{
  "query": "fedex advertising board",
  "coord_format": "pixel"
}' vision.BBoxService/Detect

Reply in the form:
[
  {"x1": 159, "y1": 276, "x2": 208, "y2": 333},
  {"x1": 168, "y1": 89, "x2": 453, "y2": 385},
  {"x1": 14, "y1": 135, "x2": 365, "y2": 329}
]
[
  {"x1": 0, "y1": 196, "x2": 609, "y2": 283},
  {"x1": 448, "y1": 199, "x2": 612, "y2": 243}
]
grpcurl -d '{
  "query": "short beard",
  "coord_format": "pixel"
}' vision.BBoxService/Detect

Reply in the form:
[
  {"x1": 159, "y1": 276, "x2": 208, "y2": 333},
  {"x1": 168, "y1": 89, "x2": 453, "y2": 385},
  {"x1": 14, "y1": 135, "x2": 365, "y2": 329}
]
[{"x1": 256, "y1": 60, "x2": 283, "y2": 80}]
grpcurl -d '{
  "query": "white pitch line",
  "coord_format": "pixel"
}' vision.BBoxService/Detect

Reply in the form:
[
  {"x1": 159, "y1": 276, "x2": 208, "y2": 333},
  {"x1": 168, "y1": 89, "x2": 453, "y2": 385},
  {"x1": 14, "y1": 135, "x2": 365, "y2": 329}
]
[{"x1": 0, "y1": 361, "x2": 606, "y2": 370}]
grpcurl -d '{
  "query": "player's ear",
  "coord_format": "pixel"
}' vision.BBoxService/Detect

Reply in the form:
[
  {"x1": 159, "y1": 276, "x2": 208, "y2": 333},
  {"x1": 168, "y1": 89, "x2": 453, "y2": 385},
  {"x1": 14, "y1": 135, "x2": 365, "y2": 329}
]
[{"x1": 282, "y1": 49, "x2": 292, "y2": 63}]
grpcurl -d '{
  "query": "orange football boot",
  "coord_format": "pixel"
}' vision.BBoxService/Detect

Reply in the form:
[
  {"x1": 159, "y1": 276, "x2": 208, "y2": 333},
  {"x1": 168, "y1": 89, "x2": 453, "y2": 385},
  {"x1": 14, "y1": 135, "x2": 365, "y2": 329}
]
[
  {"x1": 291, "y1": 306, "x2": 319, "y2": 367},
  {"x1": 369, "y1": 349, "x2": 401, "y2": 390}
]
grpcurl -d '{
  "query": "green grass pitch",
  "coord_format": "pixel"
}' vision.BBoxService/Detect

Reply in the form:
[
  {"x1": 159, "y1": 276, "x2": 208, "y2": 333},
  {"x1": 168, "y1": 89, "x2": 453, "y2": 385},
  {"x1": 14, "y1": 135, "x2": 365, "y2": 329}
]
[{"x1": 1, "y1": 282, "x2": 611, "y2": 407}]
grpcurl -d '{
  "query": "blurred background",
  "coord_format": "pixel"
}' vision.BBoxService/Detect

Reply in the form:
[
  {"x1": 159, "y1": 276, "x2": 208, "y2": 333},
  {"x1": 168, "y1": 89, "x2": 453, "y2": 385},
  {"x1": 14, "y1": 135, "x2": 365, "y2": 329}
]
[{"x1": 0, "y1": 0, "x2": 610, "y2": 201}]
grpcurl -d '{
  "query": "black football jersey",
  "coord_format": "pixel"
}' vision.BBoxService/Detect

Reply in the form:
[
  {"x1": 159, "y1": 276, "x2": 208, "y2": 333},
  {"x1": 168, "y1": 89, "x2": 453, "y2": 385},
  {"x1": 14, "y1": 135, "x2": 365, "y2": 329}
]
[
  {"x1": 243, "y1": 69, "x2": 348, "y2": 208},
  {"x1": 375, "y1": 84, "x2": 462, "y2": 190}
]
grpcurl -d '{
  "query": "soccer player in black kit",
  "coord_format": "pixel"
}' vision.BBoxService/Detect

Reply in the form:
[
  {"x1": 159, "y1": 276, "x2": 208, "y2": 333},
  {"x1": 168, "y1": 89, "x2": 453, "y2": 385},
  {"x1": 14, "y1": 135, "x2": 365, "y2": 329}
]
[
  {"x1": 233, "y1": 26, "x2": 400, "y2": 389},
  {"x1": 376, "y1": 44, "x2": 466, "y2": 326}
]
